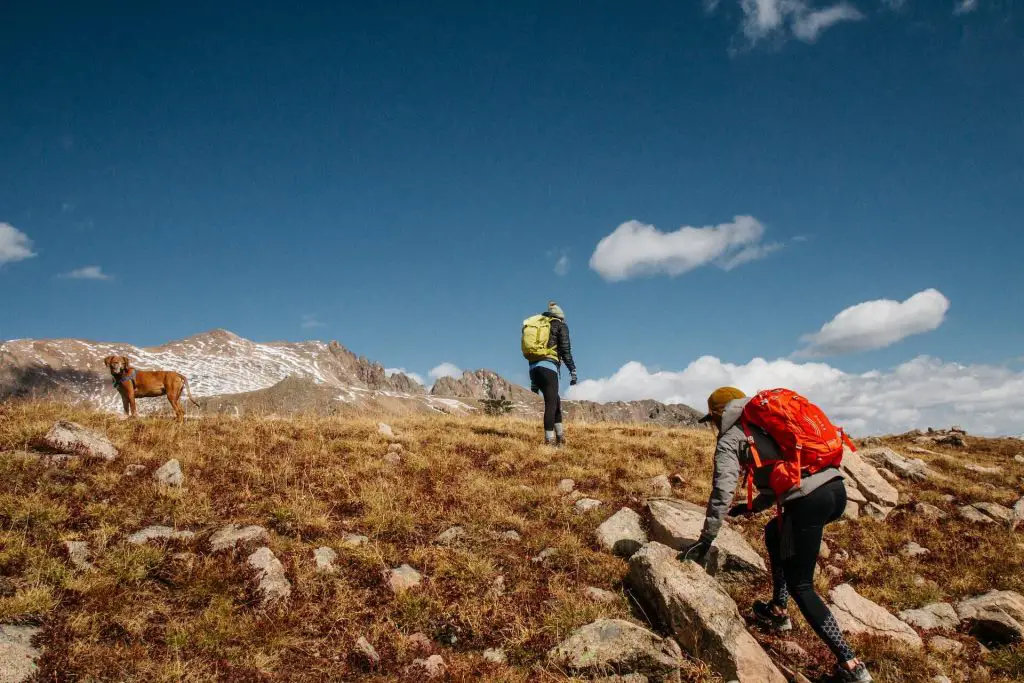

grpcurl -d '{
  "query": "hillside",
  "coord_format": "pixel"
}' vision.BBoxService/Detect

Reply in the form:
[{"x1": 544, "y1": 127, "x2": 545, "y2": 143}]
[{"x1": 1, "y1": 403, "x2": 1022, "y2": 682}]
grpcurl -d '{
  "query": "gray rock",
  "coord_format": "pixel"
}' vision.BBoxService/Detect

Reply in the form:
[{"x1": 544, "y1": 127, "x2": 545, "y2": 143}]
[
  {"x1": 547, "y1": 618, "x2": 683, "y2": 682},
  {"x1": 972, "y1": 502, "x2": 1016, "y2": 524},
  {"x1": 499, "y1": 530, "x2": 521, "y2": 542},
  {"x1": 246, "y1": 547, "x2": 291, "y2": 605},
  {"x1": 819, "y1": 540, "x2": 831, "y2": 560},
  {"x1": 209, "y1": 524, "x2": 270, "y2": 552},
  {"x1": 482, "y1": 647, "x2": 507, "y2": 664},
  {"x1": 934, "y1": 433, "x2": 966, "y2": 448},
  {"x1": 586, "y1": 586, "x2": 619, "y2": 603},
  {"x1": 153, "y1": 459, "x2": 184, "y2": 487},
  {"x1": 863, "y1": 502, "x2": 892, "y2": 520},
  {"x1": 127, "y1": 526, "x2": 195, "y2": 545},
  {"x1": 382, "y1": 452, "x2": 402, "y2": 465},
  {"x1": 377, "y1": 423, "x2": 395, "y2": 438},
  {"x1": 898, "y1": 602, "x2": 959, "y2": 631},
  {"x1": 843, "y1": 501, "x2": 860, "y2": 519},
  {"x1": 435, "y1": 526, "x2": 467, "y2": 545},
  {"x1": 386, "y1": 564, "x2": 423, "y2": 593},
  {"x1": 646, "y1": 499, "x2": 766, "y2": 575},
  {"x1": 955, "y1": 590, "x2": 1024, "y2": 644},
  {"x1": 123, "y1": 463, "x2": 146, "y2": 476},
  {"x1": 861, "y1": 447, "x2": 937, "y2": 482},
  {"x1": 340, "y1": 533, "x2": 369, "y2": 548},
  {"x1": 558, "y1": 478, "x2": 576, "y2": 494},
  {"x1": 0, "y1": 624, "x2": 41, "y2": 683},
  {"x1": 408, "y1": 654, "x2": 445, "y2": 679},
  {"x1": 355, "y1": 636, "x2": 380, "y2": 665},
  {"x1": 829, "y1": 584, "x2": 923, "y2": 649},
  {"x1": 1015, "y1": 454, "x2": 1024, "y2": 464},
  {"x1": 63, "y1": 540, "x2": 93, "y2": 570},
  {"x1": 840, "y1": 448, "x2": 899, "y2": 508},
  {"x1": 899, "y1": 542, "x2": 930, "y2": 559},
  {"x1": 627, "y1": 542, "x2": 786, "y2": 682},
  {"x1": 645, "y1": 475, "x2": 672, "y2": 498},
  {"x1": 387, "y1": 442, "x2": 404, "y2": 455},
  {"x1": 532, "y1": 547, "x2": 559, "y2": 563},
  {"x1": 844, "y1": 480, "x2": 867, "y2": 504},
  {"x1": 596, "y1": 508, "x2": 648, "y2": 557},
  {"x1": 927, "y1": 636, "x2": 964, "y2": 654},
  {"x1": 405, "y1": 632, "x2": 433, "y2": 655},
  {"x1": 877, "y1": 468, "x2": 900, "y2": 484},
  {"x1": 964, "y1": 463, "x2": 1003, "y2": 475},
  {"x1": 1014, "y1": 496, "x2": 1024, "y2": 530},
  {"x1": 313, "y1": 547, "x2": 337, "y2": 574},
  {"x1": 959, "y1": 505, "x2": 997, "y2": 524},
  {"x1": 575, "y1": 498, "x2": 603, "y2": 513},
  {"x1": 43, "y1": 421, "x2": 118, "y2": 461},
  {"x1": 914, "y1": 502, "x2": 947, "y2": 520}
]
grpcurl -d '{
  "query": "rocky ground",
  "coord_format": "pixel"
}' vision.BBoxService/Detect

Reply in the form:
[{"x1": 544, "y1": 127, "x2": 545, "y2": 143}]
[{"x1": 0, "y1": 402, "x2": 1022, "y2": 682}]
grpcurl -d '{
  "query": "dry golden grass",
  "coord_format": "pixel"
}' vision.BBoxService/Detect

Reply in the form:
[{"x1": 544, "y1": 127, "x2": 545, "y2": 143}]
[{"x1": 0, "y1": 401, "x2": 1022, "y2": 682}]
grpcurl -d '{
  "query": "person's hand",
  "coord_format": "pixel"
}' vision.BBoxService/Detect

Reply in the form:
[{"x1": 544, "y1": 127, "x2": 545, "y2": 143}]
[
  {"x1": 680, "y1": 539, "x2": 712, "y2": 564},
  {"x1": 570, "y1": 372, "x2": 578, "y2": 386},
  {"x1": 728, "y1": 503, "x2": 754, "y2": 518}
]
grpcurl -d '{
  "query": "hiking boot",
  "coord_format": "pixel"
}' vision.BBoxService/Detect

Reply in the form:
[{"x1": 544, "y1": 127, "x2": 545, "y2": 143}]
[
  {"x1": 752, "y1": 600, "x2": 792, "y2": 632},
  {"x1": 828, "y1": 662, "x2": 873, "y2": 683}
]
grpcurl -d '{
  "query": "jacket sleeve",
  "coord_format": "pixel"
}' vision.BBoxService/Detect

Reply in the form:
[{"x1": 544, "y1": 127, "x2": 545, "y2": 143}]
[
  {"x1": 700, "y1": 426, "x2": 745, "y2": 543},
  {"x1": 555, "y1": 321, "x2": 576, "y2": 374}
]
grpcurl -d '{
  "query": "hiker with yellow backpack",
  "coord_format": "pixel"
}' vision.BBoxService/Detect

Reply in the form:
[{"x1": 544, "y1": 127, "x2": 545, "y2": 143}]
[
  {"x1": 687, "y1": 387, "x2": 873, "y2": 683},
  {"x1": 521, "y1": 302, "x2": 577, "y2": 446}
]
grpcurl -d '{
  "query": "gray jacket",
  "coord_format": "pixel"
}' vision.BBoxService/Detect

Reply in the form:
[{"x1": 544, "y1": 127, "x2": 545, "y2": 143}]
[{"x1": 700, "y1": 398, "x2": 844, "y2": 543}]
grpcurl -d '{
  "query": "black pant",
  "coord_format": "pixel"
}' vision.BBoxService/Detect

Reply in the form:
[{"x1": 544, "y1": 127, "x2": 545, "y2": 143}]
[
  {"x1": 529, "y1": 366, "x2": 561, "y2": 431},
  {"x1": 764, "y1": 477, "x2": 856, "y2": 663}
]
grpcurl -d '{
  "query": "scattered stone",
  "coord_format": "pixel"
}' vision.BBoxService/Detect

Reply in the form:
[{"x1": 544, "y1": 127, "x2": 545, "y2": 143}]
[
  {"x1": 557, "y1": 478, "x2": 576, "y2": 494},
  {"x1": 127, "y1": 526, "x2": 195, "y2": 545},
  {"x1": 153, "y1": 459, "x2": 184, "y2": 487},
  {"x1": 405, "y1": 632, "x2": 433, "y2": 655},
  {"x1": 408, "y1": 655, "x2": 446, "y2": 678},
  {"x1": 383, "y1": 451, "x2": 402, "y2": 465},
  {"x1": 123, "y1": 463, "x2": 146, "y2": 476},
  {"x1": 586, "y1": 586, "x2": 619, "y2": 604},
  {"x1": 898, "y1": 602, "x2": 959, "y2": 631},
  {"x1": 387, "y1": 442, "x2": 404, "y2": 455},
  {"x1": 843, "y1": 501, "x2": 860, "y2": 520},
  {"x1": 955, "y1": 590, "x2": 1024, "y2": 644},
  {"x1": 482, "y1": 647, "x2": 507, "y2": 664},
  {"x1": 597, "y1": 508, "x2": 648, "y2": 558},
  {"x1": 209, "y1": 524, "x2": 270, "y2": 552},
  {"x1": 532, "y1": 547, "x2": 559, "y2": 564},
  {"x1": 828, "y1": 584, "x2": 923, "y2": 649},
  {"x1": 627, "y1": 542, "x2": 786, "y2": 682},
  {"x1": 435, "y1": 526, "x2": 467, "y2": 545},
  {"x1": 575, "y1": 498, "x2": 603, "y2": 513},
  {"x1": 386, "y1": 564, "x2": 423, "y2": 593},
  {"x1": 63, "y1": 540, "x2": 93, "y2": 570},
  {"x1": 340, "y1": 533, "x2": 369, "y2": 548},
  {"x1": 940, "y1": 494, "x2": 955, "y2": 503},
  {"x1": 0, "y1": 624, "x2": 41, "y2": 683},
  {"x1": 547, "y1": 618, "x2": 683, "y2": 682},
  {"x1": 646, "y1": 499, "x2": 766, "y2": 575},
  {"x1": 959, "y1": 505, "x2": 996, "y2": 524},
  {"x1": 840, "y1": 448, "x2": 899, "y2": 508},
  {"x1": 900, "y1": 542, "x2": 930, "y2": 559},
  {"x1": 776, "y1": 640, "x2": 808, "y2": 660},
  {"x1": 914, "y1": 502, "x2": 947, "y2": 520},
  {"x1": 645, "y1": 474, "x2": 672, "y2": 498},
  {"x1": 246, "y1": 547, "x2": 291, "y2": 605},
  {"x1": 844, "y1": 480, "x2": 867, "y2": 504},
  {"x1": 819, "y1": 540, "x2": 831, "y2": 560},
  {"x1": 313, "y1": 547, "x2": 338, "y2": 574},
  {"x1": 927, "y1": 636, "x2": 964, "y2": 655},
  {"x1": 971, "y1": 502, "x2": 1016, "y2": 524},
  {"x1": 377, "y1": 423, "x2": 395, "y2": 438},
  {"x1": 863, "y1": 502, "x2": 892, "y2": 520},
  {"x1": 355, "y1": 636, "x2": 380, "y2": 666},
  {"x1": 42, "y1": 421, "x2": 118, "y2": 461},
  {"x1": 499, "y1": 530, "x2": 521, "y2": 542},
  {"x1": 861, "y1": 447, "x2": 937, "y2": 482},
  {"x1": 964, "y1": 463, "x2": 1003, "y2": 475}
]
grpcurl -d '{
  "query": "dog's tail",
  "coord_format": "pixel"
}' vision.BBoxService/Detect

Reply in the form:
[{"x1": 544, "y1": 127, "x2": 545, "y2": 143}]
[{"x1": 183, "y1": 376, "x2": 202, "y2": 409}]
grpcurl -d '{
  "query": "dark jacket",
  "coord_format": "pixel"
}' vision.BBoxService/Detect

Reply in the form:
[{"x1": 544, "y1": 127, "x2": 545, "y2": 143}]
[{"x1": 543, "y1": 313, "x2": 576, "y2": 374}]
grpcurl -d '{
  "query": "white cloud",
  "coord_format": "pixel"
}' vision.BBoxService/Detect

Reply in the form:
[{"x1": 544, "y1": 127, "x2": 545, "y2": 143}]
[
  {"x1": 301, "y1": 314, "x2": 325, "y2": 329},
  {"x1": 568, "y1": 355, "x2": 1024, "y2": 436},
  {"x1": 589, "y1": 216, "x2": 779, "y2": 281},
  {"x1": 385, "y1": 367, "x2": 425, "y2": 385},
  {"x1": 0, "y1": 223, "x2": 36, "y2": 266},
  {"x1": 792, "y1": 3, "x2": 865, "y2": 42},
  {"x1": 954, "y1": 0, "x2": 978, "y2": 14},
  {"x1": 798, "y1": 288, "x2": 950, "y2": 357},
  {"x1": 60, "y1": 265, "x2": 112, "y2": 281},
  {"x1": 712, "y1": 0, "x2": 864, "y2": 46},
  {"x1": 554, "y1": 255, "x2": 570, "y2": 276},
  {"x1": 429, "y1": 362, "x2": 463, "y2": 381}
]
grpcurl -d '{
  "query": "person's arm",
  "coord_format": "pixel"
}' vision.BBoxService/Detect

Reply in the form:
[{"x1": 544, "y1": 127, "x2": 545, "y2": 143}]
[
  {"x1": 699, "y1": 427, "x2": 745, "y2": 544},
  {"x1": 556, "y1": 321, "x2": 577, "y2": 376}
]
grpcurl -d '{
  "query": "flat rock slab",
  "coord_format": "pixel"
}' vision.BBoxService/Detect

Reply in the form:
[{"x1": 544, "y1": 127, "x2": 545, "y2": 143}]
[
  {"x1": 840, "y1": 448, "x2": 898, "y2": 508},
  {"x1": 43, "y1": 421, "x2": 118, "y2": 461},
  {"x1": 127, "y1": 526, "x2": 195, "y2": 545},
  {"x1": 955, "y1": 590, "x2": 1024, "y2": 644},
  {"x1": 246, "y1": 547, "x2": 291, "y2": 605},
  {"x1": 959, "y1": 505, "x2": 997, "y2": 524},
  {"x1": 209, "y1": 524, "x2": 270, "y2": 552},
  {"x1": 971, "y1": 502, "x2": 1016, "y2": 525},
  {"x1": 646, "y1": 499, "x2": 765, "y2": 575},
  {"x1": 829, "y1": 584, "x2": 923, "y2": 649},
  {"x1": 153, "y1": 459, "x2": 184, "y2": 487},
  {"x1": 898, "y1": 602, "x2": 960, "y2": 631},
  {"x1": 596, "y1": 508, "x2": 648, "y2": 558},
  {"x1": 627, "y1": 542, "x2": 786, "y2": 683},
  {"x1": 860, "y1": 447, "x2": 938, "y2": 482},
  {"x1": 386, "y1": 564, "x2": 423, "y2": 593},
  {"x1": 0, "y1": 624, "x2": 41, "y2": 683},
  {"x1": 547, "y1": 618, "x2": 683, "y2": 682}
]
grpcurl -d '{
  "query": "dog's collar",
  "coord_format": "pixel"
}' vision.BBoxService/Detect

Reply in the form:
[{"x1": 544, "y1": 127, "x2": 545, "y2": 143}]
[{"x1": 114, "y1": 368, "x2": 137, "y2": 388}]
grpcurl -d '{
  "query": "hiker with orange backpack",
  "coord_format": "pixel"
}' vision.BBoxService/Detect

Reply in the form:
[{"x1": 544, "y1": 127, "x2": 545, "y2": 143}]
[
  {"x1": 521, "y1": 302, "x2": 577, "y2": 446},
  {"x1": 686, "y1": 387, "x2": 872, "y2": 683}
]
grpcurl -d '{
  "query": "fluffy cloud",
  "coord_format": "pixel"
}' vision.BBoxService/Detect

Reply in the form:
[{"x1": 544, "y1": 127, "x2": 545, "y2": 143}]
[
  {"x1": 792, "y1": 3, "x2": 865, "y2": 42},
  {"x1": 798, "y1": 288, "x2": 949, "y2": 357},
  {"x1": 954, "y1": 0, "x2": 978, "y2": 14},
  {"x1": 0, "y1": 223, "x2": 36, "y2": 266},
  {"x1": 589, "y1": 216, "x2": 779, "y2": 281},
  {"x1": 301, "y1": 314, "x2": 325, "y2": 329},
  {"x1": 60, "y1": 265, "x2": 112, "y2": 281},
  {"x1": 568, "y1": 355, "x2": 1024, "y2": 436},
  {"x1": 385, "y1": 367, "x2": 425, "y2": 385},
  {"x1": 707, "y1": 1, "x2": 864, "y2": 46},
  {"x1": 429, "y1": 362, "x2": 463, "y2": 381},
  {"x1": 554, "y1": 255, "x2": 570, "y2": 276}
]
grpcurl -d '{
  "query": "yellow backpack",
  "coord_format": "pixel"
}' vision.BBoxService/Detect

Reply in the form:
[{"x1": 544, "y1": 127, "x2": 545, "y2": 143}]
[{"x1": 521, "y1": 314, "x2": 559, "y2": 363}]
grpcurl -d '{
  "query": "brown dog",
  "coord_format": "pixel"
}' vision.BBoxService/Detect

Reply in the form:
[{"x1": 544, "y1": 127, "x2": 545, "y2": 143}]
[{"x1": 103, "y1": 355, "x2": 200, "y2": 420}]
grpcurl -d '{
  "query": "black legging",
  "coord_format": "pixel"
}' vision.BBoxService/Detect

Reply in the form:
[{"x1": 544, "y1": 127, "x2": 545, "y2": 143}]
[
  {"x1": 530, "y1": 366, "x2": 561, "y2": 431},
  {"x1": 764, "y1": 477, "x2": 856, "y2": 663}
]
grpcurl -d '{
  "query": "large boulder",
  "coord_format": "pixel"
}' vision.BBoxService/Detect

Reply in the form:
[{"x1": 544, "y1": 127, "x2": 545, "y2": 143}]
[
  {"x1": 840, "y1": 448, "x2": 898, "y2": 508},
  {"x1": 42, "y1": 421, "x2": 118, "y2": 461},
  {"x1": 898, "y1": 603, "x2": 960, "y2": 631},
  {"x1": 596, "y1": 508, "x2": 648, "y2": 558},
  {"x1": 547, "y1": 618, "x2": 683, "y2": 682},
  {"x1": 646, "y1": 499, "x2": 765, "y2": 575},
  {"x1": 627, "y1": 542, "x2": 786, "y2": 683},
  {"x1": 828, "y1": 584, "x2": 923, "y2": 649},
  {"x1": 860, "y1": 447, "x2": 938, "y2": 482},
  {"x1": 0, "y1": 624, "x2": 41, "y2": 683},
  {"x1": 955, "y1": 591, "x2": 1024, "y2": 644}
]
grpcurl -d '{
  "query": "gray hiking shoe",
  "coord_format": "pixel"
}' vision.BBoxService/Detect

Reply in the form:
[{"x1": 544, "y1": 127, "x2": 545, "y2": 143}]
[{"x1": 829, "y1": 662, "x2": 873, "y2": 683}]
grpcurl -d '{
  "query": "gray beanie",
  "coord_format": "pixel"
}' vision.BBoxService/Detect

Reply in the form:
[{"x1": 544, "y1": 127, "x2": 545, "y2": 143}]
[{"x1": 547, "y1": 301, "x2": 565, "y2": 320}]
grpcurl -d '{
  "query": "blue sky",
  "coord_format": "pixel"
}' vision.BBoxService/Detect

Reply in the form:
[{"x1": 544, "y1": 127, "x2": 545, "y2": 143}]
[{"x1": 1, "y1": 1, "x2": 1022, "y2": 432}]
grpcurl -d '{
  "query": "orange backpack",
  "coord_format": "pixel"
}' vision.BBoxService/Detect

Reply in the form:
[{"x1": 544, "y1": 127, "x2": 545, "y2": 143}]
[{"x1": 739, "y1": 388, "x2": 854, "y2": 506}]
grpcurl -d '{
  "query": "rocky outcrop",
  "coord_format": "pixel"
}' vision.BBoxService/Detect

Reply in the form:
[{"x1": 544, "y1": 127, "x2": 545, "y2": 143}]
[
  {"x1": 955, "y1": 591, "x2": 1024, "y2": 644},
  {"x1": 829, "y1": 584, "x2": 923, "y2": 649},
  {"x1": 42, "y1": 421, "x2": 118, "y2": 461},
  {"x1": 860, "y1": 447, "x2": 938, "y2": 482},
  {"x1": 646, "y1": 499, "x2": 765, "y2": 575},
  {"x1": 431, "y1": 369, "x2": 534, "y2": 403},
  {"x1": 547, "y1": 618, "x2": 683, "y2": 682},
  {"x1": 898, "y1": 603, "x2": 960, "y2": 631},
  {"x1": 840, "y1": 448, "x2": 898, "y2": 515},
  {"x1": 627, "y1": 542, "x2": 786, "y2": 683},
  {"x1": 596, "y1": 508, "x2": 648, "y2": 557}
]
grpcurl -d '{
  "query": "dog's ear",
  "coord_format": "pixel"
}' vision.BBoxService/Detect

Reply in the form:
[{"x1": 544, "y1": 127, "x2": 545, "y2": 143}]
[
  {"x1": 103, "y1": 355, "x2": 114, "y2": 369},
  {"x1": 121, "y1": 355, "x2": 131, "y2": 368}
]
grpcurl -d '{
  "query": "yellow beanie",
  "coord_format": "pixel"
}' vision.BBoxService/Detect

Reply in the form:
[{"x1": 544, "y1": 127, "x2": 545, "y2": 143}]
[{"x1": 698, "y1": 386, "x2": 746, "y2": 424}]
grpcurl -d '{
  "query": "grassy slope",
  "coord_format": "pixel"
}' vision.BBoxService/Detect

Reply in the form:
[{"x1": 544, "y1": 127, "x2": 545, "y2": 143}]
[{"x1": 0, "y1": 402, "x2": 1021, "y2": 682}]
